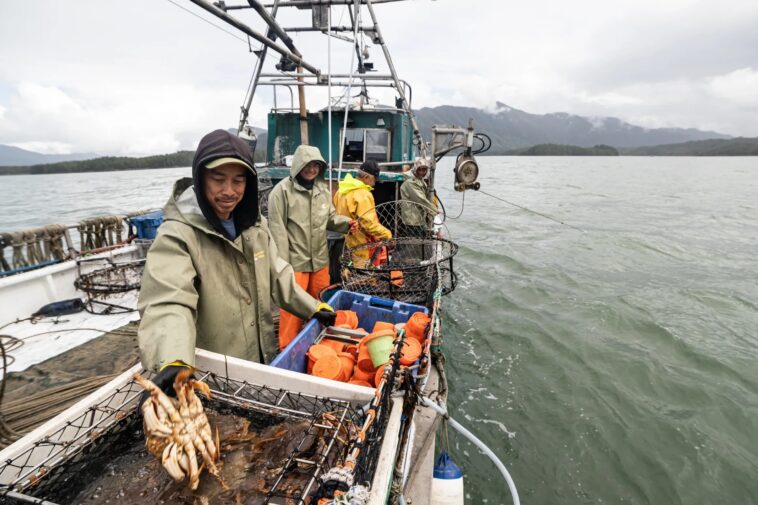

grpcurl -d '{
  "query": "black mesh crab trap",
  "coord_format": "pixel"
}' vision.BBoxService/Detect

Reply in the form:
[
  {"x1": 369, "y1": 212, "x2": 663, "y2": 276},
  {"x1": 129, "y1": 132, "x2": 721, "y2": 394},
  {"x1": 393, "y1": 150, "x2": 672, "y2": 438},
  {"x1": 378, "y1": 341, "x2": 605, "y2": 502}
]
[
  {"x1": 0, "y1": 370, "x2": 372, "y2": 505},
  {"x1": 73, "y1": 257, "x2": 145, "y2": 314},
  {"x1": 340, "y1": 237, "x2": 458, "y2": 305},
  {"x1": 338, "y1": 200, "x2": 458, "y2": 304}
]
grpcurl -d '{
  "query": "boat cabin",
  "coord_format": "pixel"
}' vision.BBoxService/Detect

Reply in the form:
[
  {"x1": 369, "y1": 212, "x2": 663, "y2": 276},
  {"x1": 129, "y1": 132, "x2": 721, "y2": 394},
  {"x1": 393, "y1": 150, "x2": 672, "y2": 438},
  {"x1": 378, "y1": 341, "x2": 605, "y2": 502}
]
[{"x1": 262, "y1": 107, "x2": 419, "y2": 208}]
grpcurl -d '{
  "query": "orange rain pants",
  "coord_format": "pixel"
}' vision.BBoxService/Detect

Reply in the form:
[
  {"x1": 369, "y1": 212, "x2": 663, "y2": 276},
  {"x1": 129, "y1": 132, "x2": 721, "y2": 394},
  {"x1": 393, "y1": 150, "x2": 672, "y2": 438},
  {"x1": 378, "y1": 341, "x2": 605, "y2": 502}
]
[{"x1": 279, "y1": 267, "x2": 330, "y2": 350}]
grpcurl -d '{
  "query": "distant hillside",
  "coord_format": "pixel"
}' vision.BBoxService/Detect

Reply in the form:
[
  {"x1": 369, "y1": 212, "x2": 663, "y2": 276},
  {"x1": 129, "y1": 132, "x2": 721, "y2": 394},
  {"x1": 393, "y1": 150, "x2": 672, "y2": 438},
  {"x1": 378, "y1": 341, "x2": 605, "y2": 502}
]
[
  {"x1": 0, "y1": 151, "x2": 195, "y2": 176},
  {"x1": 0, "y1": 144, "x2": 98, "y2": 166},
  {"x1": 505, "y1": 144, "x2": 619, "y2": 156},
  {"x1": 0, "y1": 143, "x2": 268, "y2": 176},
  {"x1": 621, "y1": 137, "x2": 758, "y2": 156},
  {"x1": 414, "y1": 102, "x2": 730, "y2": 153}
]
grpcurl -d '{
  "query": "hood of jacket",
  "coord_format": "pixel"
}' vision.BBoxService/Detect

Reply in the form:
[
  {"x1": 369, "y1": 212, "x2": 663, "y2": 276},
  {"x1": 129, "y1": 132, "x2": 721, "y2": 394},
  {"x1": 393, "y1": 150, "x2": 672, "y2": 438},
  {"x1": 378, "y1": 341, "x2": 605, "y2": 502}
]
[
  {"x1": 290, "y1": 145, "x2": 327, "y2": 179},
  {"x1": 337, "y1": 173, "x2": 373, "y2": 195},
  {"x1": 192, "y1": 129, "x2": 258, "y2": 238}
]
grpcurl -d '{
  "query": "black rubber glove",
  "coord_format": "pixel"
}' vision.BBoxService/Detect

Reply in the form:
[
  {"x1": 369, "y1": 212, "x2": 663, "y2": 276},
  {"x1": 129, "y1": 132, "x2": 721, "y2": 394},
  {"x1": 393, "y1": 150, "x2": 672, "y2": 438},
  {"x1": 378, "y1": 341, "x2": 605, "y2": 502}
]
[
  {"x1": 312, "y1": 303, "x2": 337, "y2": 327},
  {"x1": 138, "y1": 364, "x2": 191, "y2": 408}
]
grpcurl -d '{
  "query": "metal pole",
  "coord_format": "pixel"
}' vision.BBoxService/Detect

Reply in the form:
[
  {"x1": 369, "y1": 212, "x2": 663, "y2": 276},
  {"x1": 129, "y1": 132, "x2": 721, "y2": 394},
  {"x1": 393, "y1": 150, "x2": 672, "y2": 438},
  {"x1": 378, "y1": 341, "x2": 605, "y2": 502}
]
[
  {"x1": 328, "y1": 4, "x2": 333, "y2": 190},
  {"x1": 188, "y1": 0, "x2": 320, "y2": 75},
  {"x1": 263, "y1": 0, "x2": 408, "y2": 6},
  {"x1": 246, "y1": 0, "x2": 299, "y2": 52},
  {"x1": 239, "y1": 0, "x2": 282, "y2": 131},
  {"x1": 298, "y1": 65, "x2": 309, "y2": 144},
  {"x1": 364, "y1": 0, "x2": 426, "y2": 157}
]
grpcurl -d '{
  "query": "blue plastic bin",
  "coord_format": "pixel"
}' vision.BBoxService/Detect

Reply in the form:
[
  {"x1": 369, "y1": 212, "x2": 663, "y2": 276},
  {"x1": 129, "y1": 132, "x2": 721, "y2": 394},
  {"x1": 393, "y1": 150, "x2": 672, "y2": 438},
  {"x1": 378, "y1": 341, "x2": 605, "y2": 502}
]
[
  {"x1": 271, "y1": 290, "x2": 428, "y2": 373},
  {"x1": 130, "y1": 210, "x2": 164, "y2": 240}
]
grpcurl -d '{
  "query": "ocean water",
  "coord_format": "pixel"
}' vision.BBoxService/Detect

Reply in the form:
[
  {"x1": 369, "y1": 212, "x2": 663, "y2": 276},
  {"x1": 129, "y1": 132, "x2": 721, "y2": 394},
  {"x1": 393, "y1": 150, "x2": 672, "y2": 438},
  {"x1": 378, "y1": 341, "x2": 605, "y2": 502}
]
[{"x1": 1, "y1": 157, "x2": 757, "y2": 504}]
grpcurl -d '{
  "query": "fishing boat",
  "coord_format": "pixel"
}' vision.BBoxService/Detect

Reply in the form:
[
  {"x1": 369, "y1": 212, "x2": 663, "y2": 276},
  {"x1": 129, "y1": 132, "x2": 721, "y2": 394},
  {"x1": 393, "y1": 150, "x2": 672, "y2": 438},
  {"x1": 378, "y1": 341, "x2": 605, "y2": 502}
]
[{"x1": 0, "y1": 1, "x2": 517, "y2": 504}]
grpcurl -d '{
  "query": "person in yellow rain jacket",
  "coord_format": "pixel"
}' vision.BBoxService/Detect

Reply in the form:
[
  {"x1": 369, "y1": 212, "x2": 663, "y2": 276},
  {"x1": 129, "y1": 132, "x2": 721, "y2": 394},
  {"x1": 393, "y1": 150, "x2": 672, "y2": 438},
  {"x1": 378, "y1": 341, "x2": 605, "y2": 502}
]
[{"x1": 333, "y1": 160, "x2": 392, "y2": 268}]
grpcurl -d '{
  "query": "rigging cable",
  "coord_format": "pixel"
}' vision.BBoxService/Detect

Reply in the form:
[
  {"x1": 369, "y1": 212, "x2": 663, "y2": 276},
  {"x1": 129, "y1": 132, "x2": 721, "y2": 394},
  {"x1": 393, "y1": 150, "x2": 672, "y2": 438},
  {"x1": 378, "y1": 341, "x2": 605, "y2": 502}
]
[
  {"x1": 477, "y1": 189, "x2": 586, "y2": 232},
  {"x1": 337, "y1": 0, "x2": 362, "y2": 180},
  {"x1": 327, "y1": 4, "x2": 333, "y2": 194},
  {"x1": 434, "y1": 189, "x2": 465, "y2": 221},
  {"x1": 164, "y1": 0, "x2": 249, "y2": 45}
]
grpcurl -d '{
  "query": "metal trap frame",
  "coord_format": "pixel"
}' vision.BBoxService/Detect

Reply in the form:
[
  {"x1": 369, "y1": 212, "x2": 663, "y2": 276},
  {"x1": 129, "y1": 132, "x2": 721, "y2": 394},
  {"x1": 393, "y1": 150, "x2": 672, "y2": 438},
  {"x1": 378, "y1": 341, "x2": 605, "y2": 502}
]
[
  {"x1": 341, "y1": 236, "x2": 458, "y2": 305},
  {"x1": 73, "y1": 257, "x2": 145, "y2": 314},
  {"x1": 0, "y1": 368, "x2": 365, "y2": 505}
]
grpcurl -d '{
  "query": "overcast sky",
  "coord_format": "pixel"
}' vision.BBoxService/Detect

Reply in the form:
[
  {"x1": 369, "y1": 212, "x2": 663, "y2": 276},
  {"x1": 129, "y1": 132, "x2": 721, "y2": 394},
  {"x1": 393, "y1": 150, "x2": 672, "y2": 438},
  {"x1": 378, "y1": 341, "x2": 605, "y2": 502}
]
[{"x1": 1, "y1": 0, "x2": 757, "y2": 156}]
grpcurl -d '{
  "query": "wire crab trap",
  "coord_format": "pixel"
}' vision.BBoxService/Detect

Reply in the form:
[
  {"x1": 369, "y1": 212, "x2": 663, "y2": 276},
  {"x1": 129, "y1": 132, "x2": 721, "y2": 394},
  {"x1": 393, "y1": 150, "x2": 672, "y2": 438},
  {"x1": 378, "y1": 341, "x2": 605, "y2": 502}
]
[
  {"x1": 73, "y1": 257, "x2": 145, "y2": 314},
  {"x1": 340, "y1": 237, "x2": 458, "y2": 305},
  {"x1": 257, "y1": 167, "x2": 275, "y2": 218},
  {"x1": 372, "y1": 200, "x2": 449, "y2": 240},
  {"x1": 0, "y1": 369, "x2": 371, "y2": 505},
  {"x1": 338, "y1": 200, "x2": 457, "y2": 304}
]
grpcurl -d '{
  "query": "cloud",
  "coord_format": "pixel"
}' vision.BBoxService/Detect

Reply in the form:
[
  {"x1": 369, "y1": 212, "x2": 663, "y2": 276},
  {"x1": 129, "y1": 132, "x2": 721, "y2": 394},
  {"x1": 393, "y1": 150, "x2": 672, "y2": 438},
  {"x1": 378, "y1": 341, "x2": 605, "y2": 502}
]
[
  {"x1": 9, "y1": 141, "x2": 73, "y2": 155},
  {"x1": 0, "y1": 81, "x2": 253, "y2": 155},
  {"x1": 708, "y1": 68, "x2": 758, "y2": 107},
  {"x1": 2, "y1": 0, "x2": 758, "y2": 154}
]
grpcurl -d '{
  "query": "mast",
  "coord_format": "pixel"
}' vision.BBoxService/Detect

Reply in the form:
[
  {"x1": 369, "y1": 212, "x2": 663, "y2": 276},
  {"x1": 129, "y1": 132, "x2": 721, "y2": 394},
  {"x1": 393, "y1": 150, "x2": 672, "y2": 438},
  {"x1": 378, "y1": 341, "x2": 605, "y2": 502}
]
[{"x1": 364, "y1": 0, "x2": 427, "y2": 157}]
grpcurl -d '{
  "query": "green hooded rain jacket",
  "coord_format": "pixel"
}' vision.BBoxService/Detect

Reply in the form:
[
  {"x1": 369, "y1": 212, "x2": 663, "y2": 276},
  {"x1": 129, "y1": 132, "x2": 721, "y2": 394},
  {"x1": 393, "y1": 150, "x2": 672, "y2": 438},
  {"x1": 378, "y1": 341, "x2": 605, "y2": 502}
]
[
  {"x1": 267, "y1": 145, "x2": 351, "y2": 272},
  {"x1": 138, "y1": 178, "x2": 320, "y2": 371},
  {"x1": 400, "y1": 174, "x2": 438, "y2": 226}
]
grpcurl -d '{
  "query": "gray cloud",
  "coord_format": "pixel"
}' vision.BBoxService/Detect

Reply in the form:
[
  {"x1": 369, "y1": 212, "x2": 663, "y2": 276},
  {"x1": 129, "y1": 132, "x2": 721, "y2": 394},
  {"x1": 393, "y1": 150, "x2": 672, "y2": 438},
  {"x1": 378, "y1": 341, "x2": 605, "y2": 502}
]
[{"x1": 1, "y1": 0, "x2": 757, "y2": 155}]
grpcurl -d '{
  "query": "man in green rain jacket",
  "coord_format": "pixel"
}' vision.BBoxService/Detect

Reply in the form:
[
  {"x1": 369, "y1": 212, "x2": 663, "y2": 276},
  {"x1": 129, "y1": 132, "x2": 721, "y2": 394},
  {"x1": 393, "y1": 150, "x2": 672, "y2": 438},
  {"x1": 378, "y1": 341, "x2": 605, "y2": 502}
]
[
  {"x1": 138, "y1": 129, "x2": 336, "y2": 394},
  {"x1": 400, "y1": 158, "x2": 438, "y2": 233},
  {"x1": 267, "y1": 145, "x2": 354, "y2": 350}
]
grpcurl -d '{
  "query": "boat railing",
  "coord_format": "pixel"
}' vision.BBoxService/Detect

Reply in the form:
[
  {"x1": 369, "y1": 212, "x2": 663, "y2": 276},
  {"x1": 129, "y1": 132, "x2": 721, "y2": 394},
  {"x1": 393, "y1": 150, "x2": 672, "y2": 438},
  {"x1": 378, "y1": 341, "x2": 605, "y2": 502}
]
[{"x1": 0, "y1": 210, "x2": 155, "y2": 278}]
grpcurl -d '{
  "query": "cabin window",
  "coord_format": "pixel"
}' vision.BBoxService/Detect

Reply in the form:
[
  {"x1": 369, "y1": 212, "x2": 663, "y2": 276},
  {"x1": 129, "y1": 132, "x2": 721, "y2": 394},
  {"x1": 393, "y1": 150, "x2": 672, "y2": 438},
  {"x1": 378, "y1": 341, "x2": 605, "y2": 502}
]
[{"x1": 341, "y1": 128, "x2": 390, "y2": 162}]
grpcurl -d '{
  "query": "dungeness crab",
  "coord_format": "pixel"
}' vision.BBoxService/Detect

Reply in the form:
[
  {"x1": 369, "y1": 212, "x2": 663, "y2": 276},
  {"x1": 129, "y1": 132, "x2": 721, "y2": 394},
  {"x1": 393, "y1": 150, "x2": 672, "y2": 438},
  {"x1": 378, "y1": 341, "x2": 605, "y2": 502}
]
[{"x1": 134, "y1": 369, "x2": 221, "y2": 490}]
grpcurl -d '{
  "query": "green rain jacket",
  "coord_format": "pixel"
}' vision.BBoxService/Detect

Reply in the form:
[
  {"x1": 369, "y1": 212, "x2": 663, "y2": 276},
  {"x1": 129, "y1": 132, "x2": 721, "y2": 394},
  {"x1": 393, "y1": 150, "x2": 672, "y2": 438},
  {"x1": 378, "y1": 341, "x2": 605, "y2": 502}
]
[
  {"x1": 138, "y1": 178, "x2": 320, "y2": 371},
  {"x1": 267, "y1": 145, "x2": 351, "y2": 272},
  {"x1": 400, "y1": 175, "x2": 438, "y2": 226}
]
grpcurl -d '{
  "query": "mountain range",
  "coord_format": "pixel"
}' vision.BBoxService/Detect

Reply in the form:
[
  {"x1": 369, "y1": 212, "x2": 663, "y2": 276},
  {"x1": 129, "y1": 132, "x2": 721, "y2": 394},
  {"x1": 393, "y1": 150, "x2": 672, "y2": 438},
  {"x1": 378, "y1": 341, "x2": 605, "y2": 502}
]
[
  {"x1": 413, "y1": 102, "x2": 730, "y2": 153},
  {"x1": 0, "y1": 144, "x2": 97, "y2": 167},
  {"x1": 0, "y1": 104, "x2": 735, "y2": 166}
]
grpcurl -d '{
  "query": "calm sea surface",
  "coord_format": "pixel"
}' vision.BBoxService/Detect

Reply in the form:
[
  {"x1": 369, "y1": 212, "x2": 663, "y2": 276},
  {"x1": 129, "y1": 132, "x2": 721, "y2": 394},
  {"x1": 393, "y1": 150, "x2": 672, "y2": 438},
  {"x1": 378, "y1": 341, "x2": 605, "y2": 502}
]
[{"x1": 1, "y1": 157, "x2": 757, "y2": 504}]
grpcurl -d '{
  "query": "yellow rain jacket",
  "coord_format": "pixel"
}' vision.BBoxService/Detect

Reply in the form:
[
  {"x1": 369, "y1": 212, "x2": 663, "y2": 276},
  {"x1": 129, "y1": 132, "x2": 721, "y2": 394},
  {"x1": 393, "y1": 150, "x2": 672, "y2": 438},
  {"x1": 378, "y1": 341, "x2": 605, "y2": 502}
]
[
  {"x1": 268, "y1": 146, "x2": 351, "y2": 272},
  {"x1": 333, "y1": 174, "x2": 392, "y2": 265},
  {"x1": 138, "y1": 178, "x2": 320, "y2": 370}
]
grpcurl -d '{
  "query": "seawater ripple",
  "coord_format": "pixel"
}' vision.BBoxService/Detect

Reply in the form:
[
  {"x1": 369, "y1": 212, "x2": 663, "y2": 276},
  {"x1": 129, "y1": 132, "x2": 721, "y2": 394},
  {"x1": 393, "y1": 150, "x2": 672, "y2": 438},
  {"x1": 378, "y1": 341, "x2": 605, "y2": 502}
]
[
  {"x1": 2, "y1": 158, "x2": 758, "y2": 504},
  {"x1": 436, "y1": 157, "x2": 758, "y2": 504}
]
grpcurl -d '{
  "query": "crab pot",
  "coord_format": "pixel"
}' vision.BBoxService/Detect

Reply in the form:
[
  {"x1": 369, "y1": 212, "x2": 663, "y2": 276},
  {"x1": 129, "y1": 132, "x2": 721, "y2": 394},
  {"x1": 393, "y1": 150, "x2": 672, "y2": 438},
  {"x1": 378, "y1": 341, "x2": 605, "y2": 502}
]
[
  {"x1": 340, "y1": 237, "x2": 458, "y2": 305},
  {"x1": 0, "y1": 370, "x2": 365, "y2": 504}
]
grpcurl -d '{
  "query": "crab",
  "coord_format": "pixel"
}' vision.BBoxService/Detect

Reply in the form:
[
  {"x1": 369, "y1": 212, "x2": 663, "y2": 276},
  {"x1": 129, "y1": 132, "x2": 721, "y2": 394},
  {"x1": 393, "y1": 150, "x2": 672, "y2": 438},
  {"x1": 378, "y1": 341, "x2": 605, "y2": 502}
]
[{"x1": 134, "y1": 369, "x2": 222, "y2": 490}]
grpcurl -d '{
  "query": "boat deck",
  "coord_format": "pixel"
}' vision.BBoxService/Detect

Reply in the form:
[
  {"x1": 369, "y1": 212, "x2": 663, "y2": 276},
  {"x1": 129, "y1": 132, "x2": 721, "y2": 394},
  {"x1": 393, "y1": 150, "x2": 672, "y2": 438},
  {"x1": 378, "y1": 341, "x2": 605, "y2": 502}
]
[{"x1": 2, "y1": 291, "x2": 139, "y2": 374}]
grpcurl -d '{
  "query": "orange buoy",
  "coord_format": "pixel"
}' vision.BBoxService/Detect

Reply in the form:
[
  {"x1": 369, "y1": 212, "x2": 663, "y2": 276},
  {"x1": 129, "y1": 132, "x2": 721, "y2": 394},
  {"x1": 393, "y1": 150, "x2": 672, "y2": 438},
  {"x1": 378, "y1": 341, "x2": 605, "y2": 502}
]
[
  {"x1": 390, "y1": 270, "x2": 404, "y2": 287},
  {"x1": 337, "y1": 352, "x2": 356, "y2": 381},
  {"x1": 307, "y1": 344, "x2": 337, "y2": 374},
  {"x1": 405, "y1": 312, "x2": 431, "y2": 342},
  {"x1": 399, "y1": 337, "x2": 422, "y2": 366},
  {"x1": 335, "y1": 310, "x2": 359, "y2": 329},
  {"x1": 312, "y1": 354, "x2": 343, "y2": 381},
  {"x1": 344, "y1": 343, "x2": 359, "y2": 359},
  {"x1": 373, "y1": 364, "x2": 388, "y2": 387},
  {"x1": 352, "y1": 364, "x2": 374, "y2": 382},
  {"x1": 372, "y1": 320, "x2": 396, "y2": 334},
  {"x1": 321, "y1": 337, "x2": 346, "y2": 353}
]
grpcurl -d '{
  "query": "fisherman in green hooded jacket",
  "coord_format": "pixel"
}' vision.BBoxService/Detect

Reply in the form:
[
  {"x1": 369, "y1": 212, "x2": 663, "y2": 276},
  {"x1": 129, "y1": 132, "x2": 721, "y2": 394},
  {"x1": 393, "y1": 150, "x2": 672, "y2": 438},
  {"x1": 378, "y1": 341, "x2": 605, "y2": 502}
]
[
  {"x1": 267, "y1": 145, "x2": 356, "y2": 350},
  {"x1": 137, "y1": 129, "x2": 337, "y2": 395},
  {"x1": 400, "y1": 158, "x2": 438, "y2": 236}
]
